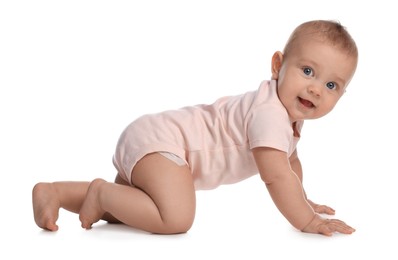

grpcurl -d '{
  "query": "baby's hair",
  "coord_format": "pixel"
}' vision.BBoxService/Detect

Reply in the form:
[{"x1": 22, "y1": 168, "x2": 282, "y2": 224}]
[{"x1": 283, "y1": 20, "x2": 358, "y2": 59}]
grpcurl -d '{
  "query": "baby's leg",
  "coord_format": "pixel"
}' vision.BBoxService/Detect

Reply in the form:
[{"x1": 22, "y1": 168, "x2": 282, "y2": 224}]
[
  {"x1": 32, "y1": 181, "x2": 90, "y2": 231},
  {"x1": 79, "y1": 153, "x2": 196, "y2": 234}
]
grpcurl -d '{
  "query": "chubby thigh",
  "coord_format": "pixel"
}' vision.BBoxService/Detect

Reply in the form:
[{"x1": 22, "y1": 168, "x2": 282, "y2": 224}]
[{"x1": 131, "y1": 152, "x2": 196, "y2": 233}]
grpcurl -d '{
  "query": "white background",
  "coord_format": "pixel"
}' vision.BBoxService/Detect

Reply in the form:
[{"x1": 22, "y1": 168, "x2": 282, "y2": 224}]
[{"x1": 1, "y1": 0, "x2": 397, "y2": 259}]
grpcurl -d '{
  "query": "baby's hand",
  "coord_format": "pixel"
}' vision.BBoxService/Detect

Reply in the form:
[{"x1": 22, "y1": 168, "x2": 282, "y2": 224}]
[
  {"x1": 301, "y1": 214, "x2": 356, "y2": 236},
  {"x1": 307, "y1": 199, "x2": 335, "y2": 215}
]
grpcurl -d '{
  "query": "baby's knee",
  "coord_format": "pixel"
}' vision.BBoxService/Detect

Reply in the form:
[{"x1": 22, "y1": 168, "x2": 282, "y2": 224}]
[
  {"x1": 32, "y1": 182, "x2": 52, "y2": 196},
  {"x1": 157, "y1": 211, "x2": 195, "y2": 234}
]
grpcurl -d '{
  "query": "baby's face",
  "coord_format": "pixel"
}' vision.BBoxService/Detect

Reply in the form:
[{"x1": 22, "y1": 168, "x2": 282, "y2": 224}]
[{"x1": 276, "y1": 37, "x2": 357, "y2": 121}]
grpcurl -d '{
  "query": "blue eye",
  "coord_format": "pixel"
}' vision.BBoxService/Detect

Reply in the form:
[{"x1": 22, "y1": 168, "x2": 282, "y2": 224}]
[
  {"x1": 303, "y1": 67, "x2": 312, "y2": 76},
  {"x1": 326, "y1": 82, "x2": 336, "y2": 90}
]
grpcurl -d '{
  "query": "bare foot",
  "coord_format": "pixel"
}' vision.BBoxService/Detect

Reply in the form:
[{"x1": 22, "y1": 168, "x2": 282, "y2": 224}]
[
  {"x1": 32, "y1": 183, "x2": 60, "y2": 231},
  {"x1": 79, "y1": 178, "x2": 107, "y2": 229}
]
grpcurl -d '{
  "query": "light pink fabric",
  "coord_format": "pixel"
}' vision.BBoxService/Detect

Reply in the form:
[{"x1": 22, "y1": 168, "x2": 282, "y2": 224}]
[{"x1": 113, "y1": 80, "x2": 303, "y2": 190}]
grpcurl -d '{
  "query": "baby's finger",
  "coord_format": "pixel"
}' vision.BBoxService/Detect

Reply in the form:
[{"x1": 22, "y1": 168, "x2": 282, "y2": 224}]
[
  {"x1": 326, "y1": 219, "x2": 356, "y2": 235},
  {"x1": 314, "y1": 205, "x2": 335, "y2": 215}
]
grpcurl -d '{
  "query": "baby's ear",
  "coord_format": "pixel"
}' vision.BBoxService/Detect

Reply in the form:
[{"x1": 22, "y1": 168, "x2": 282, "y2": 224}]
[{"x1": 271, "y1": 51, "x2": 283, "y2": 80}]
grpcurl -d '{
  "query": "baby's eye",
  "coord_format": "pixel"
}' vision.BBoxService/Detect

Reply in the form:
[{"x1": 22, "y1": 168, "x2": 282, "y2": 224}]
[
  {"x1": 302, "y1": 67, "x2": 313, "y2": 76},
  {"x1": 326, "y1": 82, "x2": 336, "y2": 90}
]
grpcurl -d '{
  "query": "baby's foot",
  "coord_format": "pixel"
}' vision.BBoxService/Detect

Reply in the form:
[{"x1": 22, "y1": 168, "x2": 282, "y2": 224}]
[
  {"x1": 32, "y1": 183, "x2": 60, "y2": 231},
  {"x1": 79, "y1": 178, "x2": 107, "y2": 229}
]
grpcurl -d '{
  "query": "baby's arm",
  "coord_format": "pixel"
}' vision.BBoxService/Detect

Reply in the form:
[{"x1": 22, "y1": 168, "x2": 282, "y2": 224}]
[
  {"x1": 252, "y1": 147, "x2": 355, "y2": 236},
  {"x1": 289, "y1": 150, "x2": 335, "y2": 215}
]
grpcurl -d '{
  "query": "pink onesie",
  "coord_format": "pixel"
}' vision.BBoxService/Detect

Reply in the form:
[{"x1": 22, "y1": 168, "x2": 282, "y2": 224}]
[{"x1": 113, "y1": 80, "x2": 303, "y2": 190}]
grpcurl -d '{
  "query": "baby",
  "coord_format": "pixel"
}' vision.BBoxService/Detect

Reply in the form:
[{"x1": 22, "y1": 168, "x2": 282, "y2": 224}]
[{"x1": 33, "y1": 20, "x2": 358, "y2": 236}]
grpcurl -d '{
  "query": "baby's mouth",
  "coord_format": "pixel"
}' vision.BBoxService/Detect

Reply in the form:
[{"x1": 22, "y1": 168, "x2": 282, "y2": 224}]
[{"x1": 298, "y1": 97, "x2": 314, "y2": 108}]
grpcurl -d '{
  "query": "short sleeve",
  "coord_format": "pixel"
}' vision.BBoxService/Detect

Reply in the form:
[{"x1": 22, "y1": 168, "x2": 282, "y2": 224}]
[{"x1": 247, "y1": 104, "x2": 293, "y2": 153}]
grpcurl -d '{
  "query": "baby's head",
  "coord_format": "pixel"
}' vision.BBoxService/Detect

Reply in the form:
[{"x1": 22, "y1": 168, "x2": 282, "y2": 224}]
[
  {"x1": 272, "y1": 20, "x2": 358, "y2": 121},
  {"x1": 283, "y1": 20, "x2": 358, "y2": 63}
]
